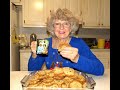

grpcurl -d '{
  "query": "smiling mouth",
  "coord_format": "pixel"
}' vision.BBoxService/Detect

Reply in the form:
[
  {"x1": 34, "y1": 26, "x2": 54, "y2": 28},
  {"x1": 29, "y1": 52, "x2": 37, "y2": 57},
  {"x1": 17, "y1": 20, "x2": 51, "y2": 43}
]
[{"x1": 59, "y1": 31, "x2": 65, "y2": 34}]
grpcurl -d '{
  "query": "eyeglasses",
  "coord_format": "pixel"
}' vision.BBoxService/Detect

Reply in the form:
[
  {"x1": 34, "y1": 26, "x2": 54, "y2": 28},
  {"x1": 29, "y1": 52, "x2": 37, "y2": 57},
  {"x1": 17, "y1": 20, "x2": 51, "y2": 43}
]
[{"x1": 53, "y1": 22, "x2": 70, "y2": 28}]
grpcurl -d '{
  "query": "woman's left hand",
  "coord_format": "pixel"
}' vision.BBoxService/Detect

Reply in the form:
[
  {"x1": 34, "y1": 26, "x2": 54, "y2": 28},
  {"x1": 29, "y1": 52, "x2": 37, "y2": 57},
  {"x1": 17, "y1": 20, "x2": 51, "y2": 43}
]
[{"x1": 59, "y1": 47, "x2": 79, "y2": 63}]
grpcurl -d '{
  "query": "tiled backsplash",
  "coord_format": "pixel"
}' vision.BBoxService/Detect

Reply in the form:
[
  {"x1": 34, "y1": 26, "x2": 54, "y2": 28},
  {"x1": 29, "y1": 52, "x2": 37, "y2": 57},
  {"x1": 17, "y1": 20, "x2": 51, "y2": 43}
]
[{"x1": 19, "y1": 27, "x2": 110, "y2": 43}]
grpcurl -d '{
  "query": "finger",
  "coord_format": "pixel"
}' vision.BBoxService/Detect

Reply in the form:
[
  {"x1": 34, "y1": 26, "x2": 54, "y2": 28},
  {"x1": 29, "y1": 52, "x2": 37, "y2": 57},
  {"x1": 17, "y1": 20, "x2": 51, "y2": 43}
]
[
  {"x1": 31, "y1": 41, "x2": 37, "y2": 46},
  {"x1": 33, "y1": 50, "x2": 37, "y2": 53},
  {"x1": 31, "y1": 41, "x2": 37, "y2": 53},
  {"x1": 62, "y1": 47, "x2": 73, "y2": 51},
  {"x1": 31, "y1": 41, "x2": 37, "y2": 47},
  {"x1": 60, "y1": 52, "x2": 75, "y2": 60},
  {"x1": 61, "y1": 48, "x2": 78, "y2": 54}
]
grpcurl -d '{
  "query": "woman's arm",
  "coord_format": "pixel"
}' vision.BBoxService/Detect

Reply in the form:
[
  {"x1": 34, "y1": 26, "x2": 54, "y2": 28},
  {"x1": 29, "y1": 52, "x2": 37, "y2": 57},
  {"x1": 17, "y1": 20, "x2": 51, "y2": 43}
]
[
  {"x1": 70, "y1": 38, "x2": 104, "y2": 76},
  {"x1": 71, "y1": 52, "x2": 104, "y2": 76},
  {"x1": 28, "y1": 53, "x2": 45, "y2": 71}
]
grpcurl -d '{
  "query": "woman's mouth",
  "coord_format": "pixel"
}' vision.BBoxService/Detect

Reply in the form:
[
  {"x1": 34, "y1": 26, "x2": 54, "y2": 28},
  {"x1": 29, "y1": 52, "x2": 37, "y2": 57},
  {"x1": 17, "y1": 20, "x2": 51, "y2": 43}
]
[{"x1": 59, "y1": 31, "x2": 65, "y2": 34}]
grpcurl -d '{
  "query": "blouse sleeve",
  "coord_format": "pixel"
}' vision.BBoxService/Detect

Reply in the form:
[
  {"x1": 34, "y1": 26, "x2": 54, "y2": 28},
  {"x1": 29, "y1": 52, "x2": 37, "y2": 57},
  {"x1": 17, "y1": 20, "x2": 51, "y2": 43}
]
[{"x1": 28, "y1": 53, "x2": 45, "y2": 71}]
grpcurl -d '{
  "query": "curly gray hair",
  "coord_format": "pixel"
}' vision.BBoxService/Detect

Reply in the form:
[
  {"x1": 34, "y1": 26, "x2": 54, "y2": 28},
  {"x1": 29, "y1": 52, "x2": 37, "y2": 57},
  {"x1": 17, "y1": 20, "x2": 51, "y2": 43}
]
[{"x1": 46, "y1": 8, "x2": 79, "y2": 36}]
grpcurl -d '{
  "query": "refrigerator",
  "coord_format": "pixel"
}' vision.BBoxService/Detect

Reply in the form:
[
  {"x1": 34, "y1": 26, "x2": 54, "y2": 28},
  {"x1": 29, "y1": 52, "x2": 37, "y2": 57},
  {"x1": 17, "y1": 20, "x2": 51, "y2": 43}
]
[{"x1": 10, "y1": 2, "x2": 20, "y2": 71}]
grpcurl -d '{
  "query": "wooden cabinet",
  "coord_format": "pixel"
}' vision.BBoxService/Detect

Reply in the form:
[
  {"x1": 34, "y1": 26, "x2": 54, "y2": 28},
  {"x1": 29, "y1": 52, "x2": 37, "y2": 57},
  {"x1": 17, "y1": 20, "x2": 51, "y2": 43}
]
[
  {"x1": 11, "y1": 0, "x2": 23, "y2": 5},
  {"x1": 92, "y1": 49, "x2": 110, "y2": 69},
  {"x1": 82, "y1": 0, "x2": 110, "y2": 28},
  {"x1": 20, "y1": 51, "x2": 31, "y2": 71},
  {"x1": 100, "y1": 0, "x2": 110, "y2": 28},
  {"x1": 20, "y1": 49, "x2": 46, "y2": 71},
  {"x1": 65, "y1": 0, "x2": 82, "y2": 17},
  {"x1": 22, "y1": 0, "x2": 83, "y2": 27},
  {"x1": 82, "y1": 0, "x2": 99, "y2": 28},
  {"x1": 22, "y1": 0, "x2": 109, "y2": 28},
  {"x1": 23, "y1": 0, "x2": 46, "y2": 27},
  {"x1": 11, "y1": 0, "x2": 21, "y2": 3},
  {"x1": 66, "y1": 0, "x2": 83, "y2": 24},
  {"x1": 44, "y1": 0, "x2": 53, "y2": 24},
  {"x1": 44, "y1": 0, "x2": 69, "y2": 24}
]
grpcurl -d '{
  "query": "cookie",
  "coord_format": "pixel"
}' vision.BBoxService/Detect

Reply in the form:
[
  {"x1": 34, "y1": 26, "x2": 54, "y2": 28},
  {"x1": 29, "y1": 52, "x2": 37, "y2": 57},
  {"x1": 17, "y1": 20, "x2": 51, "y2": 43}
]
[
  {"x1": 69, "y1": 80, "x2": 82, "y2": 88},
  {"x1": 63, "y1": 67, "x2": 75, "y2": 76},
  {"x1": 58, "y1": 42, "x2": 71, "y2": 52}
]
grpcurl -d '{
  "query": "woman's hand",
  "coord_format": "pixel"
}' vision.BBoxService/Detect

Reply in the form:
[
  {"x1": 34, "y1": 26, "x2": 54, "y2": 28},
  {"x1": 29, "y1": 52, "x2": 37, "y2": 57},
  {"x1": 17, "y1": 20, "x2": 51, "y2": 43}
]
[
  {"x1": 59, "y1": 47, "x2": 79, "y2": 63},
  {"x1": 30, "y1": 41, "x2": 37, "y2": 58}
]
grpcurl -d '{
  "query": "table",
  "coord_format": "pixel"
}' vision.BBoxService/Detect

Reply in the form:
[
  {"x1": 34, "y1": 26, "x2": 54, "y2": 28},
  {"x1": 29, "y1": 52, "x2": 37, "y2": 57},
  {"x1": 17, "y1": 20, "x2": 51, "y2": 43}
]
[{"x1": 10, "y1": 69, "x2": 110, "y2": 90}]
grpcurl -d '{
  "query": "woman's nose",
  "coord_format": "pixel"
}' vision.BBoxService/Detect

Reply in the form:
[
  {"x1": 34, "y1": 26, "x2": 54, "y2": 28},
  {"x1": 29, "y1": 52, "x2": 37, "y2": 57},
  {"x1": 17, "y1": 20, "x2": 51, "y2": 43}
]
[{"x1": 60, "y1": 24, "x2": 64, "y2": 29}]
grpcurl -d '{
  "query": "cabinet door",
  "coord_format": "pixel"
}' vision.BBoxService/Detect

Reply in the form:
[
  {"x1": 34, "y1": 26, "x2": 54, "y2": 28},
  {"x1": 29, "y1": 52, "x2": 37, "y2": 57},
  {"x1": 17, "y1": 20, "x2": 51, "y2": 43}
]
[
  {"x1": 23, "y1": 0, "x2": 46, "y2": 27},
  {"x1": 44, "y1": 0, "x2": 66, "y2": 23},
  {"x1": 69, "y1": 0, "x2": 79, "y2": 17},
  {"x1": 20, "y1": 52, "x2": 31, "y2": 71},
  {"x1": 11, "y1": 0, "x2": 23, "y2": 5},
  {"x1": 44, "y1": 0, "x2": 54, "y2": 23},
  {"x1": 54, "y1": 0, "x2": 66, "y2": 11},
  {"x1": 100, "y1": 0, "x2": 110, "y2": 28},
  {"x1": 11, "y1": 0, "x2": 21, "y2": 3},
  {"x1": 82, "y1": 0, "x2": 99, "y2": 28},
  {"x1": 68, "y1": 0, "x2": 83, "y2": 24},
  {"x1": 11, "y1": 4, "x2": 18, "y2": 28}
]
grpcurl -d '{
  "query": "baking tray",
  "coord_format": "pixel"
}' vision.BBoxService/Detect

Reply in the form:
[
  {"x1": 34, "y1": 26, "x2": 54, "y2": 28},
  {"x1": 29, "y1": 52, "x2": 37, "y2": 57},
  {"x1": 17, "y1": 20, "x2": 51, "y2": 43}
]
[{"x1": 21, "y1": 70, "x2": 96, "y2": 90}]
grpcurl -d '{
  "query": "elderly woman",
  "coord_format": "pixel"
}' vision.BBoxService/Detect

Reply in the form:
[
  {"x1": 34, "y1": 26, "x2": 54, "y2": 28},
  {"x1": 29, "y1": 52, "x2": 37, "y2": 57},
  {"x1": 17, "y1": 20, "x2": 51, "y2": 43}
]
[{"x1": 28, "y1": 8, "x2": 104, "y2": 76}]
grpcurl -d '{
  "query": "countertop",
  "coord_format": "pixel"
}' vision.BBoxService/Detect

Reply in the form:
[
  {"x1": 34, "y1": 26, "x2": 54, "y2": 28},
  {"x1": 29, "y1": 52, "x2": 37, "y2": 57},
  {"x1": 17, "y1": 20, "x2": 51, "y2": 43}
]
[
  {"x1": 19, "y1": 47, "x2": 110, "y2": 53},
  {"x1": 10, "y1": 69, "x2": 110, "y2": 90}
]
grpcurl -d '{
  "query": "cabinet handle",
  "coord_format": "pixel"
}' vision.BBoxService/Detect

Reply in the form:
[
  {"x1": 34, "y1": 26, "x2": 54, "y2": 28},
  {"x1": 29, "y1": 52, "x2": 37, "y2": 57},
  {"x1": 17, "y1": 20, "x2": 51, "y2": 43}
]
[
  {"x1": 83, "y1": 22, "x2": 85, "y2": 25},
  {"x1": 80, "y1": 11, "x2": 82, "y2": 16},
  {"x1": 101, "y1": 24, "x2": 103, "y2": 26},
  {"x1": 24, "y1": 20, "x2": 25, "y2": 23}
]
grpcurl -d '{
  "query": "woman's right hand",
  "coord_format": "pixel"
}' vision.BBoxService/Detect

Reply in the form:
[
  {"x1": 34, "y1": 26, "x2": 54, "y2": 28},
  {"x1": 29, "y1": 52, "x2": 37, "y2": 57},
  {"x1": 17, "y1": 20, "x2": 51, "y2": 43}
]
[{"x1": 30, "y1": 41, "x2": 37, "y2": 58}]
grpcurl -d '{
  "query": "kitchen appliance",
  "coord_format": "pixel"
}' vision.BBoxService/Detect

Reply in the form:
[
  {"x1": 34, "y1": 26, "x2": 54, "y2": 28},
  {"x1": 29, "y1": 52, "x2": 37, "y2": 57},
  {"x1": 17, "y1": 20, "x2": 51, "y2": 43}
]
[{"x1": 82, "y1": 38, "x2": 98, "y2": 48}]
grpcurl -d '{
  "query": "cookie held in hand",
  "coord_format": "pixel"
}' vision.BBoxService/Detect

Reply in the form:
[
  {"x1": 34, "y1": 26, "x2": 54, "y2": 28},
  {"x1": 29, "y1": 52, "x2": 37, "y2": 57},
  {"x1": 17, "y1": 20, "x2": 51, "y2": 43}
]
[{"x1": 58, "y1": 42, "x2": 71, "y2": 52}]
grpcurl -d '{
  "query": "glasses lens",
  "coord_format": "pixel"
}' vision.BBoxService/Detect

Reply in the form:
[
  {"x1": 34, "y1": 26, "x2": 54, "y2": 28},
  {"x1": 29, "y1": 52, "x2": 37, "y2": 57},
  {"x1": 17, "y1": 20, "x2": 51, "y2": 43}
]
[
  {"x1": 54, "y1": 22, "x2": 70, "y2": 28},
  {"x1": 63, "y1": 22, "x2": 70, "y2": 27}
]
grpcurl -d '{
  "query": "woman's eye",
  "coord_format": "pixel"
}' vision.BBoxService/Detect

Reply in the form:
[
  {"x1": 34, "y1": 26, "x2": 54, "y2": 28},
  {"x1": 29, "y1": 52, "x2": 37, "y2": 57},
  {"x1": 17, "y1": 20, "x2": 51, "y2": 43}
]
[
  {"x1": 64, "y1": 22, "x2": 70, "y2": 26},
  {"x1": 55, "y1": 23, "x2": 60, "y2": 25},
  {"x1": 64, "y1": 23, "x2": 69, "y2": 25}
]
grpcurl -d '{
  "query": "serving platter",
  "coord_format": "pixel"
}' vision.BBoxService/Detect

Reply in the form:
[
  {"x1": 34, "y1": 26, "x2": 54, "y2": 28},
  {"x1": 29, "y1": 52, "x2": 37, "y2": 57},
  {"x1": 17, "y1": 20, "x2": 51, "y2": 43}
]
[{"x1": 21, "y1": 67, "x2": 96, "y2": 90}]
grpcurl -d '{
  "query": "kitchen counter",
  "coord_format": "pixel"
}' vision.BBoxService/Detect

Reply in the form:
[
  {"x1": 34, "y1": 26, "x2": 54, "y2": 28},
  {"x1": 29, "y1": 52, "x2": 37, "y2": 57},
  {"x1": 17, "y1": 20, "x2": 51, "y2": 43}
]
[
  {"x1": 10, "y1": 69, "x2": 110, "y2": 90},
  {"x1": 20, "y1": 47, "x2": 110, "y2": 53},
  {"x1": 91, "y1": 49, "x2": 110, "y2": 52}
]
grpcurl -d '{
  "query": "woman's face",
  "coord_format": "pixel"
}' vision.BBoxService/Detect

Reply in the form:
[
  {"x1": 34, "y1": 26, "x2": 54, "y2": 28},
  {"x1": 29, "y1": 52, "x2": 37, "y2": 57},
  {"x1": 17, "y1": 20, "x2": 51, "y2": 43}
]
[{"x1": 53, "y1": 20, "x2": 71, "y2": 39}]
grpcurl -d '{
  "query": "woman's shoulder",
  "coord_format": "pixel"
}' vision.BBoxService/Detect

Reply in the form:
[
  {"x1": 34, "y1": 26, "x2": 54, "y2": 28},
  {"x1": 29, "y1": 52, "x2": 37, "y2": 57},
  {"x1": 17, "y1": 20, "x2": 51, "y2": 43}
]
[
  {"x1": 71, "y1": 37, "x2": 87, "y2": 46},
  {"x1": 71, "y1": 37, "x2": 90, "y2": 50},
  {"x1": 71, "y1": 37, "x2": 84, "y2": 42}
]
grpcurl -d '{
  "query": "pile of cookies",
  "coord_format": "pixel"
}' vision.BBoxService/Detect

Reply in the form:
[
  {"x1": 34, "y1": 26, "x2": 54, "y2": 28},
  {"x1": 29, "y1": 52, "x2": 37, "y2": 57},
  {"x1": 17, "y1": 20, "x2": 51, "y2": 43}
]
[{"x1": 27, "y1": 67, "x2": 87, "y2": 88}]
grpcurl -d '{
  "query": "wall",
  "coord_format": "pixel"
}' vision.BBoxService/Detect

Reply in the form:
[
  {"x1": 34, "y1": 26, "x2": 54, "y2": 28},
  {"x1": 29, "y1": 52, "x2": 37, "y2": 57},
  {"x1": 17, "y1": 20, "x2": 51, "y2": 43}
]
[
  {"x1": 78, "y1": 28, "x2": 110, "y2": 39},
  {"x1": 17, "y1": 6, "x2": 110, "y2": 44},
  {"x1": 10, "y1": 3, "x2": 20, "y2": 71}
]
